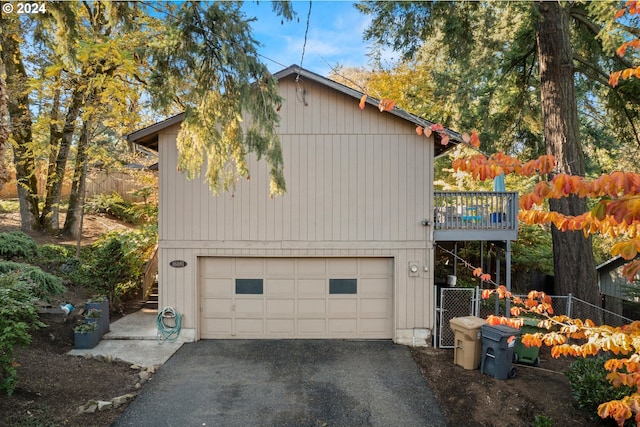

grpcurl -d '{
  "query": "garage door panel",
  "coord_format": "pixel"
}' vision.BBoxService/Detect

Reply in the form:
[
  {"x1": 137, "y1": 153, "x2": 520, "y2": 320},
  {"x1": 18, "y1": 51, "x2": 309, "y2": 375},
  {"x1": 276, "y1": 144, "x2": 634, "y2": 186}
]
[
  {"x1": 266, "y1": 279, "x2": 295, "y2": 296},
  {"x1": 327, "y1": 258, "x2": 358, "y2": 275},
  {"x1": 297, "y1": 258, "x2": 326, "y2": 275},
  {"x1": 200, "y1": 257, "x2": 393, "y2": 339},
  {"x1": 298, "y1": 319, "x2": 326, "y2": 334},
  {"x1": 298, "y1": 299, "x2": 326, "y2": 315},
  {"x1": 236, "y1": 318, "x2": 263, "y2": 334},
  {"x1": 201, "y1": 318, "x2": 232, "y2": 336},
  {"x1": 328, "y1": 299, "x2": 358, "y2": 314},
  {"x1": 266, "y1": 299, "x2": 295, "y2": 315},
  {"x1": 202, "y1": 298, "x2": 233, "y2": 314},
  {"x1": 359, "y1": 318, "x2": 391, "y2": 334},
  {"x1": 360, "y1": 298, "x2": 390, "y2": 314},
  {"x1": 266, "y1": 319, "x2": 295, "y2": 334},
  {"x1": 201, "y1": 278, "x2": 233, "y2": 297},
  {"x1": 201, "y1": 258, "x2": 233, "y2": 277},
  {"x1": 266, "y1": 258, "x2": 296, "y2": 275},
  {"x1": 298, "y1": 279, "x2": 326, "y2": 295},
  {"x1": 235, "y1": 258, "x2": 264, "y2": 275},
  {"x1": 235, "y1": 299, "x2": 264, "y2": 314},
  {"x1": 329, "y1": 318, "x2": 357, "y2": 333}
]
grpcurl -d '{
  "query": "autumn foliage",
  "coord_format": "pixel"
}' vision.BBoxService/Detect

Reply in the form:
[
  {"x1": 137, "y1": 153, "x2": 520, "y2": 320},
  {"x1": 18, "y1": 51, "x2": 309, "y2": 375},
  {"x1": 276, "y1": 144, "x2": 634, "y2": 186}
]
[
  {"x1": 452, "y1": 148, "x2": 640, "y2": 282},
  {"x1": 356, "y1": 1, "x2": 640, "y2": 424},
  {"x1": 482, "y1": 286, "x2": 640, "y2": 427}
]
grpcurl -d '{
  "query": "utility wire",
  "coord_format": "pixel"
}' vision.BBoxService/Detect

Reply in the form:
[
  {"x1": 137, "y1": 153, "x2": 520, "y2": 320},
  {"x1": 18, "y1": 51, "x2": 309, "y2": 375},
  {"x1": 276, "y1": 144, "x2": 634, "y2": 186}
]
[{"x1": 299, "y1": 0, "x2": 312, "y2": 72}]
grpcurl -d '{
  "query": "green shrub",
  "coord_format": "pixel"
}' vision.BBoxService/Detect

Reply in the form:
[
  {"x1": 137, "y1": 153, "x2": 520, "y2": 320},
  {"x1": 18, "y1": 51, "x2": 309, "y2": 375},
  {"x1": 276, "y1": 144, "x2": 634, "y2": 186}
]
[
  {"x1": 0, "y1": 200, "x2": 20, "y2": 213},
  {"x1": 0, "y1": 232, "x2": 37, "y2": 260},
  {"x1": 33, "y1": 244, "x2": 80, "y2": 278},
  {"x1": 566, "y1": 354, "x2": 635, "y2": 422},
  {"x1": 0, "y1": 261, "x2": 66, "y2": 302},
  {"x1": 0, "y1": 272, "x2": 44, "y2": 395},
  {"x1": 84, "y1": 193, "x2": 143, "y2": 224},
  {"x1": 74, "y1": 229, "x2": 156, "y2": 311}
]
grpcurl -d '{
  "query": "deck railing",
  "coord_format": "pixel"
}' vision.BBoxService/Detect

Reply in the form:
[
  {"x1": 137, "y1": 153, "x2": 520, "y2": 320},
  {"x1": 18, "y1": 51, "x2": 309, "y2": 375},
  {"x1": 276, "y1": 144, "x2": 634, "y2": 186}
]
[{"x1": 434, "y1": 191, "x2": 518, "y2": 240}]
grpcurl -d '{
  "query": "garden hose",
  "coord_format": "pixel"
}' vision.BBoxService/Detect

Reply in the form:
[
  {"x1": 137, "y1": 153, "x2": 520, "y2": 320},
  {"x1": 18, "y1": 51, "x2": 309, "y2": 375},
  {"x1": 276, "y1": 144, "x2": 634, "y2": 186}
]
[{"x1": 156, "y1": 307, "x2": 182, "y2": 344}]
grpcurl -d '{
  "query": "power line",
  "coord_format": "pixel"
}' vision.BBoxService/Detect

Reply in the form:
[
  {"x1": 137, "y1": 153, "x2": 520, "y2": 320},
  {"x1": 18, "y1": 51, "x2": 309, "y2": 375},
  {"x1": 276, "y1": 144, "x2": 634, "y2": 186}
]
[{"x1": 299, "y1": 0, "x2": 312, "y2": 71}]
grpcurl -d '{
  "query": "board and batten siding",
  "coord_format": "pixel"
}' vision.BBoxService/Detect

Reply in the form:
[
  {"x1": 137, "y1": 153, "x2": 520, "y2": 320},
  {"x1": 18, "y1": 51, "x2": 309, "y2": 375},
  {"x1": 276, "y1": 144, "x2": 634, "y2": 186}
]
[{"x1": 155, "y1": 76, "x2": 436, "y2": 342}]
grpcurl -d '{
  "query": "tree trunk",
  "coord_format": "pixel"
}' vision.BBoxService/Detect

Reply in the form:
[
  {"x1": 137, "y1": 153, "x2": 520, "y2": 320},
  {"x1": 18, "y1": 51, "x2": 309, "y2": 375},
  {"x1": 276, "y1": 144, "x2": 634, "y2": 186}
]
[
  {"x1": 1, "y1": 15, "x2": 40, "y2": 230},
  {"x1": 39, "y1": 88, "x2": 84, "y2": 231},
  {"x1": 42, "y1": 81, "x2": 62, "y2": 216},
  {"x1": 536, "y1": 2, "x2": 601, "y2": 314},
  {"x1": 62, "y1": 120, "x2": 89, "y2": 238},
  {"x1": 0, "y1": 59, "x2": 12, "y2": 191}
]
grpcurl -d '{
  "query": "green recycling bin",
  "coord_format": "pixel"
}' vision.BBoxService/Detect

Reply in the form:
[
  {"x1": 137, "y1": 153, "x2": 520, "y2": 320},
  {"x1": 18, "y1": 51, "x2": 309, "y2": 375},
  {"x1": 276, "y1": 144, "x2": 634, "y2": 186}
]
[
  {"x1": 480, "y1": 324, "x2": 521, "y2": 380},
  {"x1": 514, "y1": 318, "x2": 542, "y2": 367}
]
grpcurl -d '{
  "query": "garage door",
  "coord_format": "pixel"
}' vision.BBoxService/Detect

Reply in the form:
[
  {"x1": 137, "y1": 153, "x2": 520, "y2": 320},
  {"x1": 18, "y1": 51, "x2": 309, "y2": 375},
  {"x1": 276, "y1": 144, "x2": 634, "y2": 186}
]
[{"x1": 199, "y1": 257, "x2": 393, "y2": 339}]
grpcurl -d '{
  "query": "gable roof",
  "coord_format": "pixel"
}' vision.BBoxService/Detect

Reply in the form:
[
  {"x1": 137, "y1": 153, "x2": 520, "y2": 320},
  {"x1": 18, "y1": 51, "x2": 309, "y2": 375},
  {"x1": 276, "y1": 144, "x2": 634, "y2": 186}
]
[
  {"x1": 127, "y1": 64, "x2": 462, "y2": 155},
  {"x1": 597, "y1": 255, "x2": 640, "y2": 272}
]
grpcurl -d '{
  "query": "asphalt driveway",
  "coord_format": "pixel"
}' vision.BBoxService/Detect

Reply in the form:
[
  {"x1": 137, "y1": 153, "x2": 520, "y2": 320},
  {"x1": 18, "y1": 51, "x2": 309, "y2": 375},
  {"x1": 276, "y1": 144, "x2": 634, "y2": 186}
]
[{"x1": 113, "y1": 340, "x2": 447, "y2": 427}]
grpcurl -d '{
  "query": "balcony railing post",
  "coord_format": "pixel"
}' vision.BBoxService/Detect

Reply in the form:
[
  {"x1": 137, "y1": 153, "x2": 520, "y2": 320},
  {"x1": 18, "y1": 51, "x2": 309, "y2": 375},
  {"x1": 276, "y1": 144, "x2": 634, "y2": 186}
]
[{"x1": 433, "y1": 191, "x2": 518, "y2": 239}]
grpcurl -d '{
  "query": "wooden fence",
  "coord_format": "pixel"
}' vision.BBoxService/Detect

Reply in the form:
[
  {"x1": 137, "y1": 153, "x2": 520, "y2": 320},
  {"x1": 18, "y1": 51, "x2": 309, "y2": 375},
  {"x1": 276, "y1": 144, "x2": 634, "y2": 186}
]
[{"x1": 0, "y1": 169, "x2": 154, "y2": 202}]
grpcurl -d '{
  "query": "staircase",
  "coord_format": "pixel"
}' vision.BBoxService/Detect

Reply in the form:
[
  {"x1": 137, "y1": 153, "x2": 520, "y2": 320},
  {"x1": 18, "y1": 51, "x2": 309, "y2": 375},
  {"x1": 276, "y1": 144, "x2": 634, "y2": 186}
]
[
  {"x1": 144, "y1": 281, "x2": 159, "y2": 310},
  {"x1": 141, "y1": 246, "x2": 159, "y2": 311}
]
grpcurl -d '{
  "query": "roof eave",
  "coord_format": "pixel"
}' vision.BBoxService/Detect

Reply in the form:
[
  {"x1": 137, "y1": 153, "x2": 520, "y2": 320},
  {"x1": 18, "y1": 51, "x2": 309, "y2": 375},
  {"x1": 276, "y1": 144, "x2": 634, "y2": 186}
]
[{"x1": 126, "y1": 113, "x2": 185, "y2": 150}]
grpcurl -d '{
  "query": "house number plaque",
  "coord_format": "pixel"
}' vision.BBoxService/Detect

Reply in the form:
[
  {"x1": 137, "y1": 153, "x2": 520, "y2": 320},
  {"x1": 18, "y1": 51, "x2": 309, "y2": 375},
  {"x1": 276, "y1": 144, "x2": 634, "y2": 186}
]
[{"x1": 169, "y1": 260, "x2": 187, "y2": 268}]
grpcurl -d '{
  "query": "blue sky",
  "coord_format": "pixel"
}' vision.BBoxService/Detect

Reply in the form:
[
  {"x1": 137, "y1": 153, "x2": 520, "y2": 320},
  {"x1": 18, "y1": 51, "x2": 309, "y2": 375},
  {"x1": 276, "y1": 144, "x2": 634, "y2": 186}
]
[{"x1": 241, "y1": 1, "x2": 383, "y2": 76}]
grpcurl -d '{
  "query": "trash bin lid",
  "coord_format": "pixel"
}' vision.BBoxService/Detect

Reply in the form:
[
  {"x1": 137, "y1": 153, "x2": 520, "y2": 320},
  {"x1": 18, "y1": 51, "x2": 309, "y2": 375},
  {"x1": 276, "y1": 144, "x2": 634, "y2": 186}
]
[
  {"x1": 481, "y1": 323, "x2": 521, "y2": 341},
  {"x1": 449, "y1": 316, "x2": 486, "y2": 329}
]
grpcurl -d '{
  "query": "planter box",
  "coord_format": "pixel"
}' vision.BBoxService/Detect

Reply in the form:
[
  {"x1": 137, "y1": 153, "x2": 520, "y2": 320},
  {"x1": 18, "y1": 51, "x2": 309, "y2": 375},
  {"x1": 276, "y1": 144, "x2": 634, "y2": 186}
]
[
  {"x1": 86, "y1": 300, "x2": 110, "y2": 336},
  {"x1": 74, "y1": 330, "x2": 101, "y2": 349}
]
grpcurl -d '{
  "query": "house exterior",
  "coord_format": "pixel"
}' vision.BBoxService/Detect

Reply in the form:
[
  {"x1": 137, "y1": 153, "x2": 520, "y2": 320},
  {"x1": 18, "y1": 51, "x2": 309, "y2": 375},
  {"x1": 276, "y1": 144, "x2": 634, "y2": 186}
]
[
  {"x1": 128, "y1": 65, "x2": 518, "y2": 346},
  {"x1": 597, "y1": 256, "x2": 640, "y2": 316}
]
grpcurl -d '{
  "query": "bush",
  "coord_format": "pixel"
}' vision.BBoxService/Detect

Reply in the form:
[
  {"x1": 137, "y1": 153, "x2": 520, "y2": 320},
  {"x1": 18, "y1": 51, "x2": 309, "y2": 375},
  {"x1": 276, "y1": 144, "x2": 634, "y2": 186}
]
[
  {"x1": 0, "y1": 272, "x2": 44, "y2": 395},
  {"x1": 74, "y1": 229, "x2": 156, "y2": 311},
  {"x1": 0, "y1": 261, "x2": 66, "y2": 302},
  {"x1": 84, "y1": 193, "x2": 144, "y2": 224},
  {"x1": 566, "y1": 354, "x2": 636, "y2": 422},
  {"x1": 0, "y1": 232, "x2": 37, "y2": 260}
]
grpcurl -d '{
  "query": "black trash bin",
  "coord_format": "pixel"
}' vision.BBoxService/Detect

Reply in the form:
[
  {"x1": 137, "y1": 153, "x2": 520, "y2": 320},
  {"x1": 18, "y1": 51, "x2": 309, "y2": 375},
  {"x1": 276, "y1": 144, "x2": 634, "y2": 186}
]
[{"x1": 480, "y1": 324, "x2": 521, "y2": 380}]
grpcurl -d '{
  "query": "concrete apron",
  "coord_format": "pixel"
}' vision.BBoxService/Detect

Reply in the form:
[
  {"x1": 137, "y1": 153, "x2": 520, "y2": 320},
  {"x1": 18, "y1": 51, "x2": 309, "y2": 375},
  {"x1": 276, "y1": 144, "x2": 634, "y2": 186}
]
[{"x1": 68, "y1": 308, "x2": 183, "y2": 368}]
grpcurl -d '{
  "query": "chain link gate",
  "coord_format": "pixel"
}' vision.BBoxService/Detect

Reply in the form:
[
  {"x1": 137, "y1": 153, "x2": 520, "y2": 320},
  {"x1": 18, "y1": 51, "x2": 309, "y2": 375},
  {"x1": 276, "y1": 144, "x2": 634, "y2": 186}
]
[{"x1": 437, "y1": 287, "x2": 481, "y2": 348}]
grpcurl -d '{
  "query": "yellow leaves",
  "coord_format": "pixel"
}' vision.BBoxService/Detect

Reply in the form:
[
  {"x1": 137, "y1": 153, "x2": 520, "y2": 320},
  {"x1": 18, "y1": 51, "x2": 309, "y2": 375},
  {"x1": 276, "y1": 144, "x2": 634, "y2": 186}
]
[
  {"x1": 542, "y1": 332, "x2": 567, "y2": 347},
  {"x1": 612, "y1": 240, "x2": 639, "y2": 261}
]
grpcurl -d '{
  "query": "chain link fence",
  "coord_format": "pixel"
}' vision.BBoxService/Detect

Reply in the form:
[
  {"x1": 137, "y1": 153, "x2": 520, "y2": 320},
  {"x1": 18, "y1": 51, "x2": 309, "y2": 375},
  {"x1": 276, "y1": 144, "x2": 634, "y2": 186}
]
[{"x1": 437, "y1": 287, "x2": 634, "y2": 348}]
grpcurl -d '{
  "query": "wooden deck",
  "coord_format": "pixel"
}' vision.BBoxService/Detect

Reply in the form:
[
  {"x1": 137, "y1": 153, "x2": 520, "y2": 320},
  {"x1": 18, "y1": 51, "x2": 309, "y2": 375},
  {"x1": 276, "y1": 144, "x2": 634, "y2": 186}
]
[{"x1": 433, "y1": 191, "x2": 518, "y2": 241}]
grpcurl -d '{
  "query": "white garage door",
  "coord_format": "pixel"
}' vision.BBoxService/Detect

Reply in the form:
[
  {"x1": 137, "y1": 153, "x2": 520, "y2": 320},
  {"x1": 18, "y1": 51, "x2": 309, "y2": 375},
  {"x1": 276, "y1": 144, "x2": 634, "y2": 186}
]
[{"x1": 199, "y1": 257, "x2": 393, "y2": 339}]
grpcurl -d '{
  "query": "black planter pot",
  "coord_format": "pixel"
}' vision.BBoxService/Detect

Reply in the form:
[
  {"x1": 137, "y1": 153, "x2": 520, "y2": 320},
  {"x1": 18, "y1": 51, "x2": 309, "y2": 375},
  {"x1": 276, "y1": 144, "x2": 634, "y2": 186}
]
[
  {"x1": 73, "y1": 329, "x2": 101, "y2": 349},
  {"x1": 86, "y1": 300, "x2": 110, "y2": 336}
]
